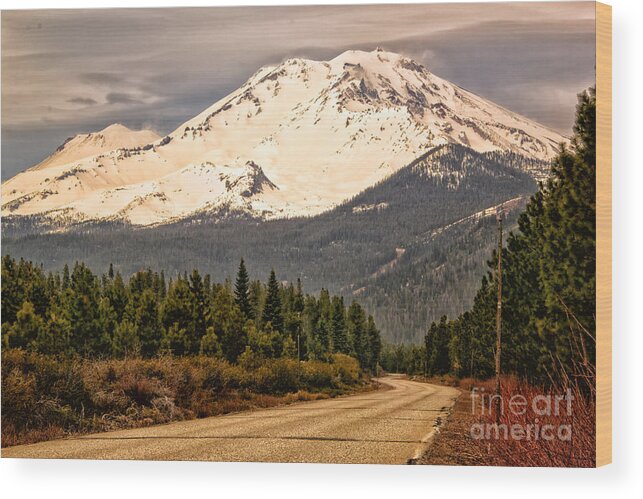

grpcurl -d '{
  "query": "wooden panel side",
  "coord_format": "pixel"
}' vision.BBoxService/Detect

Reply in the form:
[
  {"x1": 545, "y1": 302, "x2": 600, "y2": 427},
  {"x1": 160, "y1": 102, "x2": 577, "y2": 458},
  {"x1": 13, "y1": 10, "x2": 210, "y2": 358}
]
[{"x1": 595, "y1": 1, "x2": 612, "y2": 468}]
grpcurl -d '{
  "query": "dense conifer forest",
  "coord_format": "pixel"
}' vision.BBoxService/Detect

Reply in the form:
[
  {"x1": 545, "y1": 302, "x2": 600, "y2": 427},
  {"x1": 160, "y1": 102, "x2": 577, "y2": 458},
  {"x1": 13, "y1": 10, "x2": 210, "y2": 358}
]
[
  {"x1": 2, "y1": 144, "x2": 541, "y2": 343},
  {"x1": 1, "y1": 257, "x2": 382, "y2": 370},
  {"x1": 381, "y1": 88, "x2": 596, "y2": 388}
]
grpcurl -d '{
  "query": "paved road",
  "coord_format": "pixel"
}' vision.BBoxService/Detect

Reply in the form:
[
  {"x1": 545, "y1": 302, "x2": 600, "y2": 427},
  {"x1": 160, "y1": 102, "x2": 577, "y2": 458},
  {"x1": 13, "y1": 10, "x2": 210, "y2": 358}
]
[{"x1": 2, "y1": 376, "x2": 459, "y2": 464}]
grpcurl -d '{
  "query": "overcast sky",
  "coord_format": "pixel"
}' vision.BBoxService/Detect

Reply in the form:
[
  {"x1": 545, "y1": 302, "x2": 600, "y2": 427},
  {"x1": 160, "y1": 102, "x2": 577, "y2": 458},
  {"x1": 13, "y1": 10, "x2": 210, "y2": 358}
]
[{"x1": 1, "y1": 2, "x2": 596, "y2": 180}]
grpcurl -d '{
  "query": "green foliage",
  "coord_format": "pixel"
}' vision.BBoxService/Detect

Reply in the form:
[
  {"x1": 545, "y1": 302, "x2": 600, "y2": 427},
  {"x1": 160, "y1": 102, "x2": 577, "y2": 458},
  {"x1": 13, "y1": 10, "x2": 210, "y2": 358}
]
[
  {"x1": 161, "y1": 322, "x2": 190, "y2": 356},
  {"x1": 234, "y1": 258, "x2": 253, "y2": 321},
  {"x1": 210, "y1": 286, "x2": 246, "y2": 363},
  {"x1": 6, "y1": 301, "x2": 44, "y2": 350},
  {"x1": 386, "y1": 87, "x2": 597, "y2": 387},
  {"x1": 331, "y1": 296, "x2": 350, "y2": 354},
  {"x1": 366, "y1": 315, "x2": 382, "y2": 372},
  {"x1": 262, "y1": 269, "x2": 283, "y2": 333},
  {"x1": 347, "y1": 301, "x2": 367, "y2": 366},
  {"x1": 0, "y1": 257, "x2": 382, "y2": 372},
  {"x1": 425, "y1": 316, "x2": 451, "y2": 376},
  {"x1": 380, "y1": 343, "x2": 426, "y2": 375},
  {"x1": 133, "y1": 289, "x2": 163, "y2": 357},
  {"x1": 1, "y1": 349, "x2": 367, "y2": 447},
  {"x1": 199, "y1": 326, "x2": 222, "y2": 357},
  {"x1": 3, "y1": 144, "x2": 541, "y2": 343},
  {"x1": 112, "y1": 320, "x2": 140, "y2": 358}
]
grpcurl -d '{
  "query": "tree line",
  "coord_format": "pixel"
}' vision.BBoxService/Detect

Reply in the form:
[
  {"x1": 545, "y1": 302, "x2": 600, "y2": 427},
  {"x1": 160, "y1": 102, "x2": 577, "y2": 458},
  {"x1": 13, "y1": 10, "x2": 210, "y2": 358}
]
[
  {"x1": 383, "y1": 88, "x2": 596, "y2": 387},
  {"x1": 2, "y1": 143, "x2": 539, "y2": 345},
  {"x1": 1, "y1": 257, "x2": 382, "y2": 371}
]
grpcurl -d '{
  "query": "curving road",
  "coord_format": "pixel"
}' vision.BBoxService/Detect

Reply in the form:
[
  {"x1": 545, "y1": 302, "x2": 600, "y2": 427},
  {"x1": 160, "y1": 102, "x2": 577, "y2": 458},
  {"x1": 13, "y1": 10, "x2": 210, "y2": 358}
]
[{"x1": 2, "y1": 376, "x2": 459, "y2": 464}]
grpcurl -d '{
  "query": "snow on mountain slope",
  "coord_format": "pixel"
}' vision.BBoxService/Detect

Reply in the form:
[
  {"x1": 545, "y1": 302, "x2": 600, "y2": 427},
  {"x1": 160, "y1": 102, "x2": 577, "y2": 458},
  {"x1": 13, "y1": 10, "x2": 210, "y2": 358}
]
[
  {"x1": 31, "y1": 124, "x2": 160, "y2": 171},
  {"x1": 70, "y1": 161, "x2": 280, "y2": 226},
  {"x1": 1, "y1": 49, "x2": 566, "y2": 228}
]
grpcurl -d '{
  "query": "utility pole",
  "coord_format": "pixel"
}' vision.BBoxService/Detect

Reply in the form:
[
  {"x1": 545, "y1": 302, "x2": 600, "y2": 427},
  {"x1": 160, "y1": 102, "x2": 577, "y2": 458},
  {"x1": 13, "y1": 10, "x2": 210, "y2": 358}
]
[
  {"x1": 494, "y1": 205, "x2": 504, "y2": 424},
  {"x1": 297, "y1": 332, "x2": 301, "y2": 364}
]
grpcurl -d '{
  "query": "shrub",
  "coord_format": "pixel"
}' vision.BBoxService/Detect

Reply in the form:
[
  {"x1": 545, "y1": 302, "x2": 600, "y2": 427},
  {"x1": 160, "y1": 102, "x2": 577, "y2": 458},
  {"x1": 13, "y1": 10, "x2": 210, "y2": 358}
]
[
  {"x1": 470, "y1": 374, "x2": 595, "y2": 467},
  {"x1": 1, "y1": 350, "x2": 90, "y2": 438},
  {"x1": 2, "y1": 349, "x2": 369, "y2": 447},
  {"x1": 300, "y1": 360, "x2": 336, "y2": 390},
  {"x1": 249, "y1": 358, "x2": 300, "y2": 394},
  {"x1": 331, "y1": 353, "x2": 361, "y2": 385}
]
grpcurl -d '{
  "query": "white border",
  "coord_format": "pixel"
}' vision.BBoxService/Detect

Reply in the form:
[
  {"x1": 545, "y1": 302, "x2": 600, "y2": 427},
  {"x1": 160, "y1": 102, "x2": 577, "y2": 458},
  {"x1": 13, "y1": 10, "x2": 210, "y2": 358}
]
[{"x1": 1, "y1": 0, "x2": 641, "y2": 497}]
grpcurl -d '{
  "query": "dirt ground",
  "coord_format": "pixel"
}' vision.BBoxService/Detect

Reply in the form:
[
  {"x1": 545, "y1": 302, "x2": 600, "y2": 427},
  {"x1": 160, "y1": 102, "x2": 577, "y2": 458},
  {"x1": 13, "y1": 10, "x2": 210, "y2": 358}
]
[{"x1": 416, "y1": 388, "x2": 486, "y2": 466}]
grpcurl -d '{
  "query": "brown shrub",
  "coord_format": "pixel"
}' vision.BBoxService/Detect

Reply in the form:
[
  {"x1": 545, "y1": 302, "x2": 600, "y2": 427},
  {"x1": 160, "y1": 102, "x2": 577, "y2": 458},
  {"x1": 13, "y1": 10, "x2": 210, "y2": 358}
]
[
  {"x1": 330, "y1": 353, "x2": 361, "y2": 385},
  {"x1": 2, "y1": 349, "x2": 367, "y2": 447},
  {"x1": 467, "y1": 375, "x2": 595, "y2": 467}
]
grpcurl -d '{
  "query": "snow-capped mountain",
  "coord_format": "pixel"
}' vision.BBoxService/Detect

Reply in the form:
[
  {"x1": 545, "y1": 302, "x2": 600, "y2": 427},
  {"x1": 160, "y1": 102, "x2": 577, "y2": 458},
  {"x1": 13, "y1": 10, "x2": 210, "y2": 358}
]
[
  {"x1": 30, "y1": 124, "x2": 160, "y2": 171},
  {"x1": 1, "y1": 49, "x2": 566, "y2": 228}
]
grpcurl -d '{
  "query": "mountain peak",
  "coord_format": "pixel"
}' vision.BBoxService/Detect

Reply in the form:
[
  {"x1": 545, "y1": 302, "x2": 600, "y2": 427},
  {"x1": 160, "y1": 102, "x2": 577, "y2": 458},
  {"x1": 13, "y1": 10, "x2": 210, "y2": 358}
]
[
  {"x1": 3, "y1": 48, "x2": 565, "y2": 229},
  {"x1": 330, "y1": 48, "x2": 406, "y2": 66},
  {"x1": 99, "y1": 123, "x2": 131, "y2": 134},
  {"x1": 96, "y1": 123, "x2": 160, "y2": 141},
  {"x1": 27, "y1": 124, "x2": 161, "y2": 172}
]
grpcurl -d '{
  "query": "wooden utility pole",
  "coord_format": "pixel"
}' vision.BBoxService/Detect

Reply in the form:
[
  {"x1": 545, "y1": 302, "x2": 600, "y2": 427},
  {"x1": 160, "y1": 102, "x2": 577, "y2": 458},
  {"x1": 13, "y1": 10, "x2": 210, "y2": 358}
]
[
  {"x1": 494, "y1": 206, "x2": 504, "y2": 424},
  {"x1": 297, "y1": 332, "x2": 301, "y2": 364}
]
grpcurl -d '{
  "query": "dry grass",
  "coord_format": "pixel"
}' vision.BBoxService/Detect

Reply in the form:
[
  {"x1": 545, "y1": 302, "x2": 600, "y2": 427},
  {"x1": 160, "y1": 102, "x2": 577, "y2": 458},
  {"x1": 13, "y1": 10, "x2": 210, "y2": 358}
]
[
  {"x1": 1, "y1": 350, "x2": 369, "y2": 447},
  {"x1": 471, "y1": 376, "x2": 595, "y2": 467},
  {"x1": 408, "y1": 374, "x2": 460, "y2": 387},
  {"x1": 418, "y1": 388, "x2": 485, "y2": 466},
  {"x1": 418, "y1": 312, "x2": 597, "y2": 468},
  {"x1": 420, "y1": 375, "x2": 596, "y2": 467}
]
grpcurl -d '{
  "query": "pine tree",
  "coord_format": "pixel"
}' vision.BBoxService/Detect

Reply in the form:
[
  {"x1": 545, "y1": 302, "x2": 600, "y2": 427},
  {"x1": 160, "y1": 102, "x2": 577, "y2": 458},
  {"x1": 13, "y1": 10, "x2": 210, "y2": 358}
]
[
  {"x1": 366, "y1": 315, "x2": 382, "y2": 371},
  {"x1": 6, "y1": 301, "x2": 44, "y2": 349},
  {"x1": 293, "y1": 278, "x2": 305, "y2": 313},
  {"x1": 95, "y1": 296, "x2": 117, "y2": 355},
  {"x1": 331, "y1": 296, "x2": 349, "y2": 354},
  {"x1": 62, "y1": 264, "x2": 70, "y2": 289},
  {"x1": 105, "y1": 271, "x2": 128, "y2": 323},
  {"x1": 425, "y1": 316, "x2": 451, "y2": 376},
  {"x1": 188, "y1": 269, "x2": 208, "y2": 352},
  {"x1": 25, "y1": 264, "x2": 48, "y2": 318},
  {"x1": 135, "y1": 288, "x2": 162, "y2": 357},
  {"x1": 234, "y1": 258, "x2": 253, "y2": 320},
  {"x1": 247, "y1": 321, "x2": 281, "y2": 358},
  {"x1": 161, "y1": 277, "x2": 194, "y2": 351},
  {"x1": 200, "y1": 326, "x2": 222, "y2": 357},
  {"x1": 248, "y1": 279, "x2": 263, "y2": 325},
  {"x1": 112, "y1": 320, "x2": 140, "y2": 358},
  {"x1": 38, "y1": 309, "x2": 72, "y2": 355},
  {"x1": 0, "y1": 253, "x2": 384, "y2": 370},
  {"x1": 262, "y1": 269, "x2": 283, "y2": 333},
  {"x1": 1, "y1": 255, "x2": 22, "y2": 326},
  {"x1": 68, "y1": 262, "x2": 101, "y2": 356},
  {"x1": 347, "y1": 301, "x2": 368, "y2": 367},
  {"x1": 160, "y1": 322, "x2": 189, "y2": 356},
  {"x1": 210, "y1": 287, "x2": 247, "y2": 363},
  {"x1": 537, "y1": 88, "x2": 596, "y2": 371},
  {"x1": 317, "y1": 318, "x2": 331, "y2": 355}
]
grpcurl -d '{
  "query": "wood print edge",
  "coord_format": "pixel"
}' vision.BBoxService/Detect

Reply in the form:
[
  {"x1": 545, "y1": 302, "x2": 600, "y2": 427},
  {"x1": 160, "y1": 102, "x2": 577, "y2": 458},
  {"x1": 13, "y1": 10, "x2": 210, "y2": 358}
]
[{"x1": 595, "y1": 0, "x2": 612, "y2": 468}]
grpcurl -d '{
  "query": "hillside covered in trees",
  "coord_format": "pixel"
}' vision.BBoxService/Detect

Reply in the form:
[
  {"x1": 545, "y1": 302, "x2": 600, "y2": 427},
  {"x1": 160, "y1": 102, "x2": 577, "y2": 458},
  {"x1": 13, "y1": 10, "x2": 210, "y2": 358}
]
[
  {"x1": 382, "y1": 88, "x2": 596, "y2": 389},
  {"x1": 2, "y1": 144, "x2": 542, "y2": 343},
  {"x1": 1, "y1": 257, "x2": 382, "y2": 370}
]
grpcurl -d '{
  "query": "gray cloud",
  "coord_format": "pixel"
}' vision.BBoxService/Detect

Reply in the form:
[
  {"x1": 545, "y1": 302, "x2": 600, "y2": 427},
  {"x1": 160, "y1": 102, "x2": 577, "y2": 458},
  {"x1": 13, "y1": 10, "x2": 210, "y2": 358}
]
[
  {"x1": 105, "y1": 92, "x2": 141, "y2": 105},
  {"x1": 80, "y1": 72, "x2": 124, "y2": 86},
  {"x1": 1, "y1": 2, "x2": 596, "y2": 180},
  {"x1": 67, "y1": 97, "x2": 98, "y2": 106}
]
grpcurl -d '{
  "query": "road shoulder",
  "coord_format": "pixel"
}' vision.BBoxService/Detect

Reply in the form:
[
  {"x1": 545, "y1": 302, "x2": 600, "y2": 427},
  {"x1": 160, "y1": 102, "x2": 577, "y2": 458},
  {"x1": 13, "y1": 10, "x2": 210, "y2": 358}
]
[{"x1": 415, "y1": 387, "x2": 485, "y2": 466}]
